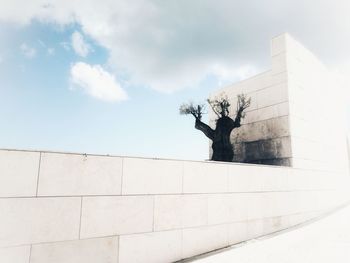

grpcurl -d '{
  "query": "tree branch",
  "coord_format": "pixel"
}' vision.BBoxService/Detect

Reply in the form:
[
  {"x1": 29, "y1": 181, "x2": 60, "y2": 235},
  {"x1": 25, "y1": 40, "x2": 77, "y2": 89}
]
[
  {"x1": 179, "y1": 102, "x2": 206, "y2": 120},
  {"x1": 234, "y1": 94, "x2": 251, "y2": 127},
  {"x1": 234, "y1": 108, "x2": 244, "y2": 127},
  {"x1": 207, "y1": 99, "x2": 221, "y2": 118},
  {"x1": 195, "y1": 119, "x2": 215, "y2": 140}
]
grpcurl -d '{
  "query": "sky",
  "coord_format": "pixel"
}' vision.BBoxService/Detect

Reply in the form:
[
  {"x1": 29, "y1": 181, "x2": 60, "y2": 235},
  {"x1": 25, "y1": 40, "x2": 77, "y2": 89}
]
[{"x1": 0, "y1": 0, "x2": 349, "y2": 160}]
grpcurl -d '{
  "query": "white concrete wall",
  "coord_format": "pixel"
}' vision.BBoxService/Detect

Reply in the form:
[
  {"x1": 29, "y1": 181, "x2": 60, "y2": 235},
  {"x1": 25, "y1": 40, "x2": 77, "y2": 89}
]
[
  {"x1": 209, "y1": 38, "x2": 291, "y2": 165},
  {"x1": 0, "y1": 149, "x2": 349, "y2": 263},
  {"x1": 279, "y1": 34, "x2": 349, "y2": 173},
  {"x1": 210, "y1": 33, "x2": 349, "y2": 172}
]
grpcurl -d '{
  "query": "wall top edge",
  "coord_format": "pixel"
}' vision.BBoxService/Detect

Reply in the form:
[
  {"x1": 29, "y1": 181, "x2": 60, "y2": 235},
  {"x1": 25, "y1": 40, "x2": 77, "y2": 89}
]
[
  {"x1": 271, "y1": 32, "x2": 290, "y2": 41},
  {"x1": 0, "y1": 148, "x2": 292, "y2": 169},
  {"x1": 209, "y1": 69, "x2": 272, "y2": 97},
  {"x1": 1, "y1": 148, "x2": 347, "y2": 174}
]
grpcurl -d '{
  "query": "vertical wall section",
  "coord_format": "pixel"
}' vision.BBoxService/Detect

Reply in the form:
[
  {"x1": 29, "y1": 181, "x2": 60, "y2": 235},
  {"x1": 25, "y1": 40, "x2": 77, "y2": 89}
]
[
  {"x1": 0, "y1": 149, "x2": 349, "y2": 263},
  {"x1": 209, "y1": 34, "x2": 292, "y2": 166}
]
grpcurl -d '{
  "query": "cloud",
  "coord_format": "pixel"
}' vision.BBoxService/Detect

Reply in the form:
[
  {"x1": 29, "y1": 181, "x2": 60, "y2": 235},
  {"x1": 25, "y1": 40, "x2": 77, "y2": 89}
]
[
  {"x1": 2, "y1": 0, "x2": 350, "y2": 92},
  {"x1": 70, "y1": 62, "x2": 127, "y2": 102},
  {"x1": 71, "y1": 31, "x2": 91, "y2": 57},
  {"x1": 20, "y1": 43, "x2": 36, "y2": 58}
]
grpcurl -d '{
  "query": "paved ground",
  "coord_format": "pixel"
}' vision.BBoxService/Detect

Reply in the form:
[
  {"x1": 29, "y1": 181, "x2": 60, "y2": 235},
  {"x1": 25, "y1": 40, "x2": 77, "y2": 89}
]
[{"x1": 192, "y1": 205, "x2": 350, "y2": 263}]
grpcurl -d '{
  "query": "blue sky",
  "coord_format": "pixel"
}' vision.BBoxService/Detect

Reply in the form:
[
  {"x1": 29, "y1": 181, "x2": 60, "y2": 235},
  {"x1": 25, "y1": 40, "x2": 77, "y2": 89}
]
[
  {"x1": 0, "y1": 0, "x2": 349, "y2": 160},
  {"x1": 0, "y1": 21, "x2": 220, "y2": 160}
]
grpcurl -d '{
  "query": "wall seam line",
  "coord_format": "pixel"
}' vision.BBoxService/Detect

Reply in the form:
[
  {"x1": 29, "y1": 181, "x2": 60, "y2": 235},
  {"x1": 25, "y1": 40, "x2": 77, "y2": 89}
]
[
  {"x1": 180, "y1": 226, "x2": 184, "y2": 259},
  {"x1": 35, "y1": 152, "x2": 42, "y2": 197},
  {"x1": 0, "y1": 206, "x2": 336, "y2": 249},
  {"x1": 238, "y1": 114, "x2": 289, "y2": 127},
  {"x1": 152, "y1": 195, "x2": 156, "y2": 232},
  {"x1": 116, "y1": 235, "x2": 120, "y2": 263},
  {"x1": 244, "y1": 100, "x2": 289, "y2": 114},
  {"x1": 205, "y1": 194, "x2": 209, "y2": 226},
  {"x1": 213, "y1": 69, "x2": 288, "y2": 96},
  {"x1": 120, "y1": 157, "x2": 124, "y2": 195},
  {"x1": 0, "y1": 188, "x2": 339, "y2": 199},
  {"x1": 181, "y1": 161, "x2": 184, "y2": 194},
  {"x1": 28, "y1": 244, "x2": 32, "y2": 263},
  {"x1": 226, "y1": 165, "x2": 230, "y2": 192},
  {"x1": 78, "y1": 196, "x2": 83, "y2": 239}
]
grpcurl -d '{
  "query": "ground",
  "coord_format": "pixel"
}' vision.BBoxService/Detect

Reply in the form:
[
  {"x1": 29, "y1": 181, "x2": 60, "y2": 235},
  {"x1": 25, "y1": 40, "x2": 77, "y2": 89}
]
[{"x1": 192, "y1": 204, "x2": 350, "y2": 263}]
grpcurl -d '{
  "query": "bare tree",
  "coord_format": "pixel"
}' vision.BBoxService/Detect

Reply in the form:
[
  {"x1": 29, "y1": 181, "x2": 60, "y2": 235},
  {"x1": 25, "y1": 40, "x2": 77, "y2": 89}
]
[{"x1": 180, "y1": 93, "x2": 251, "y2": 162}]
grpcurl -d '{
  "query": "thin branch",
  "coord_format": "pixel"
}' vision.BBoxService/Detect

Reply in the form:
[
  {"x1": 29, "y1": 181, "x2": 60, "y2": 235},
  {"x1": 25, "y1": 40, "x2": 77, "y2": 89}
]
[{"x1": 207, "y1": 99, "x2": 221, "y2": 118}]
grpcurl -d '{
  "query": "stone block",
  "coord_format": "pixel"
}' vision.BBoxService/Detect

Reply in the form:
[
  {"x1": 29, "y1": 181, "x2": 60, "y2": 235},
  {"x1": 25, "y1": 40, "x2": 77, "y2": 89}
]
[
  {"x1": 153, "y1": 194, "x2": 207, "y2": 231},
  {"x1": 182, "y1": 224, "x2": 229, "y2": 259},
  {"x1": 217, "y1": 71, "x2": 271, "y2": 95},
  {"x1": 226, "y1": 193, "x2": 250, "y2": 222},
  {"x1": 244, "y1": 137, "x2": 292, "y2": 163},
  {"x1": 233, "y1": 116, "x2": 290, "y2": 143},
  {"x1": 261, "y1": 192, "x2": 288, "y2": 218},
  {"x1": 119, "y1": 230, "x2": 182, "y2": 263},
  {"x1": 0, "y1": 197, "x2": 81, "y2": 247},
  {"x1": 271, "y1": 53, "x2": 287, "y2": 75},
  {"x1": 0, "y1": 245, "x2": 30, "y2": 263},
  {"x1": 257, "y1": 84, "x2": 288, "y2": 109},
  {"x1": 287, "y1": 169, "x2": 314, "y2": 190},
  {"x1": 246, "y1": 219, "x2": 264, "y2": 240},
  {"x1": 245, "y1": 141, "x2": 263, "y2": 161},
  {"x1": 245, "y1": 193, "x2": 264, "y2": 220},
  {"x1": 232, "y1": 143, "x2": 245, "y2": 162},
  {"x1": 260, "y1": 139, "x2": 279, "y2": 159},
  {"x1": 228, "y1": 164, "x2": 262, "y2": 192},
  {"x1": 80, "y1": 196, "x2": 153, "y2": 239},
  {"x1": 207, "y1": 194, "x2": 230, "y2": 224},
  {"x1": 243, "y1": 90, "x2": 258, "y2": 111},
  {"x1": 207, "y1": 193, "x2": 259, "y2": 225},
  {"x1": 244, "y1": 101, "x2": 289, "y2": 124},
  {"x1": 38, "y1": 153, "x2": 123, "y2": 196},
  {"x1": 261, "y1": 216, "x2": 286, "y2": 235},
  {"x1": 122, "y1": 158, "x2": 182, "y2": 194},
  {"x1": 271, "y1": 33, "x2": 289, "y2": 56},
  {"x1": 183, "y1": 161, "x2": 228, "y2": 193},
  {"x1": 207, "y1": 193, "x2": 253, "y2": 224},
  {"x1": 0, "y1": 150, "x2": 39, "y2": 197},
  {"x1": 274, "y1": 136, "x2": 292, "y2": 158},
  {"x1": 30, "y1": 237, "x2": 118, "y2": 263},
  {"x1": 259, "y1": 166, "x2": 289, "y2": 191},
  {"x1": 228, "y1": 221, "x2": 248, "y2": 245}
]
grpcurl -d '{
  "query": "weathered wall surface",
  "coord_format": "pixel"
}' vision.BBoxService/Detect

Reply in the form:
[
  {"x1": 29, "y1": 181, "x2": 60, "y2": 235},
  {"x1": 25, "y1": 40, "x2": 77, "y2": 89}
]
[
  {"x1": 209, "y1": 33, "x2": 348, "y2": 170},
  {"x1": 209, "y1": 36, "x2": 291, "y2": 166},
  {"x1": 0, "y1": 149, "x2": 349, "y2": 263}
]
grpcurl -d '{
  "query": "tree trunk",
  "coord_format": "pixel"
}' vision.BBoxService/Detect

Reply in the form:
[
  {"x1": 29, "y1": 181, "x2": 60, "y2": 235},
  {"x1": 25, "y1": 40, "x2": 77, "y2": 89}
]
[
  {"x1": 195, "y1": 119, "x2": 214, "y2": 140},
  {"x1": 195, "y1": 116, "x2": 235, "y2": 162},
  {"x1": 211, "y1": 116, "x2": 235, "y2": 162}
]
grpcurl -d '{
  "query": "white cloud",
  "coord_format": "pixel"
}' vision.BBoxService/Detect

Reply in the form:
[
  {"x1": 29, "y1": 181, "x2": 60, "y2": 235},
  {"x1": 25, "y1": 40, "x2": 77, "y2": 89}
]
[
  {"x1": 71, "y1": 31, "x2": 90, "y2": 57},
  {"x1": 2, "y1": 0, "x2": 350, "y2": 93},
  {"x1": 20, "y1": 43, "x2": 36, "y2": 58},
  {"x1": 70, "y1": 62, "x2": 127, "y2": 102},
  {"x1": 211, "y1": 64, "x2": 258, "y2": 87}
]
